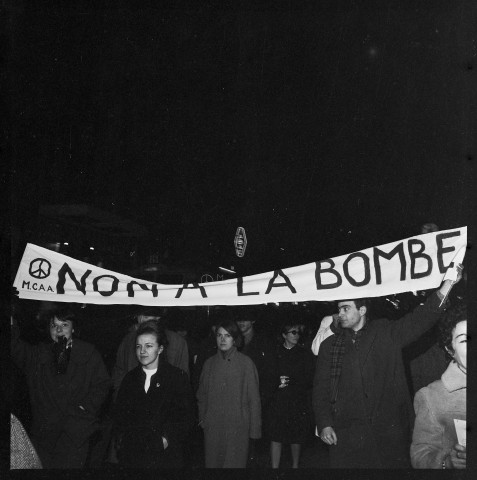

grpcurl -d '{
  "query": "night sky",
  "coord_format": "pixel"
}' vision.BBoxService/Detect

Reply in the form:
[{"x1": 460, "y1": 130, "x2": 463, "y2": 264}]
[{"x1": 7, "y1": 0, "x2": 476, "y2": 277}]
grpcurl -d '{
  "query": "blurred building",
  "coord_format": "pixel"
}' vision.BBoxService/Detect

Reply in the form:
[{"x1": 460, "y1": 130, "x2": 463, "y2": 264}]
[{"x1": 35, "y1": 204, "x2": 149, "y2": 273}]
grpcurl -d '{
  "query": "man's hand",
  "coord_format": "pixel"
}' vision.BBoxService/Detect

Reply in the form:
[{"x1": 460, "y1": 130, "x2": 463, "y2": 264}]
[
  {"x1": 319, "y1": 426, "x2": 337, "y2": 445},
  {"x1": 438, "y1": 263, "x2": 463, "y2": 298},
  {"x1": 449, "y1": 443, "x2": 466, "y2": 469}
]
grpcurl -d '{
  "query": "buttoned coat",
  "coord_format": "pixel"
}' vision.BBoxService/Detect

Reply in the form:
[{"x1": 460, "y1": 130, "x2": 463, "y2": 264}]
[
  {"x1": 197, "y1": 347, "x2": 261, "y2": 468},
  {"x1": 313, "y1": 292, "x2": 446, "y2": 468},
  {"x1": 114, "y1": 361, "x2": 194, "y2": 468}
]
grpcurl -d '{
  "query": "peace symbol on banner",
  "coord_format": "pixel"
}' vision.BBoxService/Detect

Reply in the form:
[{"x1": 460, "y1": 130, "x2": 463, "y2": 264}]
[{"x1": 29, "y1": 258, "x2": 52, "y2": 279}]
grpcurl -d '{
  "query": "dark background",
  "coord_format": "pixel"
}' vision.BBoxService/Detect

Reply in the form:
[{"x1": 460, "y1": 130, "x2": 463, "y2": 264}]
[{"x1": 5, "y1": 0, "x2": 475, "y2": 278}]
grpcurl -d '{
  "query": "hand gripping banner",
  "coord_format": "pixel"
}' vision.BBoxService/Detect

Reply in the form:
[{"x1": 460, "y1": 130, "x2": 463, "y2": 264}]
[{"x1": 13, "y1": 227, "x2": 466, "y2": 306}]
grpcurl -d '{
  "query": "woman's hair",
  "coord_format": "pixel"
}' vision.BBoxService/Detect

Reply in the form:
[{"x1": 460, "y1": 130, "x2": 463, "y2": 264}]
[
  {"x1": 215, "y1": 317, "x2": 243, "y2": 349},
  {"x1": 280, "y1": 320, "x2": 302, "y2": 336},
  {"x1": 136, "y1": 320, "x2": 169, "y2": 350},
  {"x1": 45, "y1": 308, "x2": 76, "y2": 325},
  {"x1": 439, "y1": 303, "x2": 467, "y2": 361},
  {"x1": 278, "y1": 308, "x2": 303, "y2": 335}
]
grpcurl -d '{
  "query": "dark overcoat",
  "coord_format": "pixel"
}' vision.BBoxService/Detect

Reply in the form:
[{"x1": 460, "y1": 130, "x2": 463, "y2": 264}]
[
  {"x1": 11, "y1": 330, "x2": 111, "y2": 464},
  {"x1": 313, "y1": 292, "x2": 446, "y2": 468},
  {"x1": 268, "y1": 344, "x2": 314, "y2": 444},
  {"x1": 240, "y1": 332, "x2": 278, "y2": 408},
  {"x1": 114, "y1": 362, "x2": 194, "y2": 468}
]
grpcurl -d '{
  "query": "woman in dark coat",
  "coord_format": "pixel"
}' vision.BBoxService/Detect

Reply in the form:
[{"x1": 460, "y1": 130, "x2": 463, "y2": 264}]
[
  {"x1": 11, "y1": 307, "x2": 111, "y2": 468},
  {"x1": 113, "y1": 320, "x2": 194, "y2": 468},
  {"x1": 197, "y1": 317, "x2": 261, "y2": 468},
  {"x1": 268, "y1": 319, "x2": 314, "y2": 468}
]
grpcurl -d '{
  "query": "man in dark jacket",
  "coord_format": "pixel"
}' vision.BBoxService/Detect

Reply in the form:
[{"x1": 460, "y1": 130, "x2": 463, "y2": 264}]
[
  {"x1": 235, "y1": 308, "x2": 278, "y2": 466},
  {"x1": 236, "y1": 310, "x2": 278, "y2": 409},
  {"x1": 11, "y1": 307, "x2": 111, "y2": 468},
  {"x1": 313, "y1": 269, "x2": 462, "y2": 468}
]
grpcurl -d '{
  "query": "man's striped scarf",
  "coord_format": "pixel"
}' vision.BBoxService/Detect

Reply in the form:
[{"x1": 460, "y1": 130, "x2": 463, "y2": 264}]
[{"x1": 330, "y1": 330, "x2": 346, "y2": 406}]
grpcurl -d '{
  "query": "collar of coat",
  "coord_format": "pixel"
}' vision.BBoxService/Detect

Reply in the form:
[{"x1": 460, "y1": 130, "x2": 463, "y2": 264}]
[
  {"x1": 219, "y1": 345, "x2": 238, "y2": 360},
  {"x1": 138, "y1": 360, "x2": 167, "y2": 378},
  {"x1": 442, "y1": 361, "x2": 466, "y2": 392}
]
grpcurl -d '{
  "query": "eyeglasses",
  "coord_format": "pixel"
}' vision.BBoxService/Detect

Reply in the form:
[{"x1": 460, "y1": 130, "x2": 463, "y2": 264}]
[{"x1": 286, "y1": 330, "x2": 300, "y2": 335}]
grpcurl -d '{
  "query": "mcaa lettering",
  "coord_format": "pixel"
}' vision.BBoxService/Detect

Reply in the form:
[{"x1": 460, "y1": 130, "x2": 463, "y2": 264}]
[
  {"x1": 315, "y1": 231, "x2": 460, "y2": 289},
  {"x1": 22, "y1": 281, "x2": 54, "y2": 292}
]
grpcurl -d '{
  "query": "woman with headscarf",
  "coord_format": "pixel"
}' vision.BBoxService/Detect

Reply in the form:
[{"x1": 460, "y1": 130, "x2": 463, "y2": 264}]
[
  {"x1": 113, "y1": 320, "x2": 194, "y2": 468},
  {"x1": 411, "y1": 304, "x2": 467, "y2": 469},
  {"x1": 197, "y1": 316, "x2": 261, "y2": 468}
]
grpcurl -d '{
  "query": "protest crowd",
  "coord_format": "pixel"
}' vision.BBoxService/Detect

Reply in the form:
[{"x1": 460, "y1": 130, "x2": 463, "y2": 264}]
[{"x1": 6, "y1": 228, "x2": 467, "y2": 470}]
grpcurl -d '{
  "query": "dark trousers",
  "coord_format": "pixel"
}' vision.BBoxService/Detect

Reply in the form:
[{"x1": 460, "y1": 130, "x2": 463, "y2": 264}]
[{"x1": 330, "y1": 422, "x2": 410, "y2": 469}]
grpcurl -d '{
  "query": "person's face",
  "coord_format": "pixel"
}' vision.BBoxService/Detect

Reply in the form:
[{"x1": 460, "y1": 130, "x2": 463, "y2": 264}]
[
  {"x1": 282, "y1": 325, "x2": 301, "y2": 347},
  {"x1": 337, "y1": 301, "x2": 366, "y2": 331},
  {"x1": 136, "y1": 333, "x2": 163, "y2": 370},
  {"x1": 450, "y1": 320, "x2": 467, "y2": 371},
  {"x1": 237, "y1": 320, "x2": 254, "y2": 336},
  {"x1": 49, "y1": 317, "x2": 74, "y2": 343},
  {"x1": 216, "y1": 327, "x2": 235, "y2": 352}
]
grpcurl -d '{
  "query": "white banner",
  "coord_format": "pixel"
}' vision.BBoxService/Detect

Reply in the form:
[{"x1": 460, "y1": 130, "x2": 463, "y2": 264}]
[{"x1": 13, "y1": 227, "x2": 466, "y2": 306}]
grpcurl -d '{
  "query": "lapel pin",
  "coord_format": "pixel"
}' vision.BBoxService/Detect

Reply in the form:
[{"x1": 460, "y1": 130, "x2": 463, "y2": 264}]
[{"x1": 156, "y1": 383, "x2": 160, "y2": 388}]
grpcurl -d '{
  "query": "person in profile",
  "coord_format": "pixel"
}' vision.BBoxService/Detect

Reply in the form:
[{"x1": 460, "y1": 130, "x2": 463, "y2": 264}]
[
  {"x1": 313, "y1": 267, "x2": 462, "y2": 468},
  {"x1": 410, "y1": 304, "x2": 466, "y2": 469}
]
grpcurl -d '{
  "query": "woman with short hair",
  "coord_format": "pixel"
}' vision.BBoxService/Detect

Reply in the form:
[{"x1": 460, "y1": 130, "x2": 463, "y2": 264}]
[
  {"x1": 411, "y1": 304, "x2": 467, "y2": 469},
  {"x1": 113, "y1": 320, "x2": 194, "y2": 468},
  {"x1": 11, "y1": 307, "x2": 111, "y2": 468},
  {"x1": 268, "y1": 317, "x2": 314, "y2": 468},
  {"x1": 197, "y1": 316, "x2": 261, "y2": 468}
]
